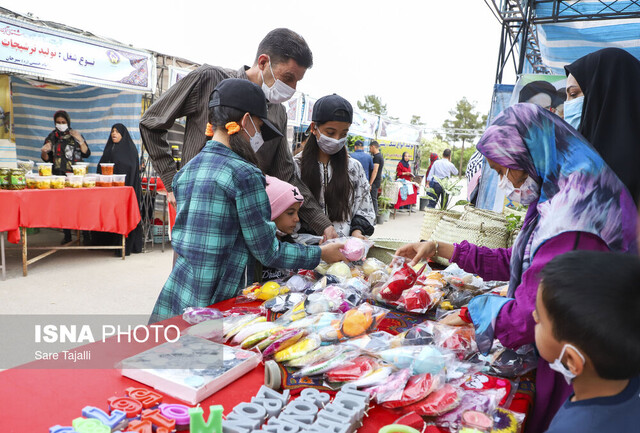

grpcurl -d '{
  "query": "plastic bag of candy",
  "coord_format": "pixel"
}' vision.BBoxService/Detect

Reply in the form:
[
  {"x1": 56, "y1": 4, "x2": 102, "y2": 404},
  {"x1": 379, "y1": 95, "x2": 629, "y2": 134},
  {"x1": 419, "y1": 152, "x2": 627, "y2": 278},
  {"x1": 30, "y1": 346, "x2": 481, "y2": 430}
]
[
  {"x1": 182, "y1": 307, "x2": 223, "y2": 325},
  {"x1": 322, "y1": 236, "x2": 374, "y2": 262},
  {"x1": 382, "y1": 371, "x2": 445, "y2": 409},
  {"x1": 318, "y1": 302, "x2": 388, "y2": 342},
  {"x1": 325, "y1": 355, "x2": 380, "y2": 382},
  {"x1": 434, "y1": 388, "x2": 507, "y2": 431},
  {"x1": 376, "y1": 256, "x2": 427, "y2": 302}
]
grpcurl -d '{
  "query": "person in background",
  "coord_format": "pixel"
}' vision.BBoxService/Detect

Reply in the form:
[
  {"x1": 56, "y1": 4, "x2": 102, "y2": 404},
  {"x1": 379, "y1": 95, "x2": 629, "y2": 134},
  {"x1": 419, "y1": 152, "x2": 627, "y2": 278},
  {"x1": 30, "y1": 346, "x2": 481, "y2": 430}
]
[
  {"x1": 140, "y1": 28, "x2": 339, "y2": 242},
  {"x1": 564, "y1": 47, "x2": 640, "y2": 205},
  {"x1": 396, "y1": 104, "x2": 637, "y2": 433},
  {"x1": 369, "y1": 140, "x2": 384, "y2": 216},
  {"x1": 41, "y1": 110, "x2": 91, "y2": 244},
  {"x1": 535, "y1": 251, "x2": 640, "y2": 433},
  {"x1": 425, "y1": 152, "x2": 438, "y2": 180},
  {"x1": 260, "y1": 175, "x2": 305, "y2": 282},
  {"x1": 465, "y1": 150, "x2": 484, "y2": 205},
  {"x1": 293, "y1": 126, "x2": 310, "y2": 156},
  {"x1": 296, "y1": 94, "x2": 375, "y2": 239},
  {"x1": 518, "y1": 80, "x2": 558, "y2": 112},
  {"x1": 425, "y1": 148, "x2": 458, "y2": 208},
  {"x1": 350, "y1": 140, "x2": 373, "y2": 180},
  {"x1": 94, "y1": 124, "x2": 143, "y2": 255},
  {"x1": 150, "y1": 79, "x2": 345, "y2": 322},
  {"x1": 396, "y1": 151, "x2": 413, "y2": 181}
]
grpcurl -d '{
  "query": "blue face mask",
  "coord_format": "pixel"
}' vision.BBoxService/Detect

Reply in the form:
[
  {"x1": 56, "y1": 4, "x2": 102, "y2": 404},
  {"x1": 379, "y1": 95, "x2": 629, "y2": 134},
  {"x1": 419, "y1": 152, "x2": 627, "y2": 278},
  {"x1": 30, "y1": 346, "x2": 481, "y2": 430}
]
[{"x1": 563, "y1": 95, "x2": 584, "y2": 130}]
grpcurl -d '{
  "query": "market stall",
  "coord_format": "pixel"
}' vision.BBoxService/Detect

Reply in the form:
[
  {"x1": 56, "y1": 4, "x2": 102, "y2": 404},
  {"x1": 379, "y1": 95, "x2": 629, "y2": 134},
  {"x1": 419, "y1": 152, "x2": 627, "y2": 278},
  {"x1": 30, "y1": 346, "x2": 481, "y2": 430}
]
[
  {"x1": 0, "y1": 185, "x2": 141, "y2": 275},
  {"x1": 0, "y1": 240, "x2": 534, "y2": 432}
]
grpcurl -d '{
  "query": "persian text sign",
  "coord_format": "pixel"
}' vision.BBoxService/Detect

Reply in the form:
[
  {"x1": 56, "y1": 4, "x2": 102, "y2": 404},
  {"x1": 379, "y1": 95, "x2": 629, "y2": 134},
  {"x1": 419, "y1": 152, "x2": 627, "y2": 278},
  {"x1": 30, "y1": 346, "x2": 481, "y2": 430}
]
[
  {"x1": 0, "y1": 17, "x2": 153, "y2": 93},
  {"x1": 379, "y1": 139, "x2": 415, "y2": 160}
]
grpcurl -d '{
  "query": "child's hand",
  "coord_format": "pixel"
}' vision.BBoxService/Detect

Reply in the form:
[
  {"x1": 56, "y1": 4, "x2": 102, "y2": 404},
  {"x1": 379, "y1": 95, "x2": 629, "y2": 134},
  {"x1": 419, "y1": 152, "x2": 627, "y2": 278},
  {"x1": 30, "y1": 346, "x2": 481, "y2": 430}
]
[{"x1": 320, "y1": 242, "x2": 346, "y2": 263}]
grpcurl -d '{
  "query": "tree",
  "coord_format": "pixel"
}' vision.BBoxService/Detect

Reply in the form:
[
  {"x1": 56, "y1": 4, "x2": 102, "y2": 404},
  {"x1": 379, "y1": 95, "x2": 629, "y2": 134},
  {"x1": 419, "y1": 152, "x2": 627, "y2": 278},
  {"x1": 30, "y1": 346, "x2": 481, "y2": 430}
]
[
  {"x1": 410, "y1": 115, "x2": 425, "y2": 126},
  {"x1": 442, "y1": 97, "x2": 485, "y2": 175},
  {"x1": 419, "y1": 137, "x2": 449, "y2": 170},
  {"x1": 357, "y1": 94, "x2": 388, "y2": 116}
]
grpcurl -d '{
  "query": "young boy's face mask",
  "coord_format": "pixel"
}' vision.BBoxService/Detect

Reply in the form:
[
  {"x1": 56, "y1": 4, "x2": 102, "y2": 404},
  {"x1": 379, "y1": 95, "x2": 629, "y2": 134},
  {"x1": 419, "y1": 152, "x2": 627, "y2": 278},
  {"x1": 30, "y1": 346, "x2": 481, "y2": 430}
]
[
  {"x1": 243, "y1": 116, "x2": 264, "y2": 152},
  {"x1": 549, "y1": 343, "x2": 585, "y2": 384}
]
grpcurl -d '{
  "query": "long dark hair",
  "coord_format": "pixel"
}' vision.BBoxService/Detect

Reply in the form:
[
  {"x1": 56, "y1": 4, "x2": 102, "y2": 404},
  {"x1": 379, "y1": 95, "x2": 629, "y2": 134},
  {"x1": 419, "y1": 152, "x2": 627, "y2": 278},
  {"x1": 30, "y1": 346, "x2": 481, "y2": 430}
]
[
  {"x1": 208, "y1": 105, "x2": 261, "y2": 169},
  {"x1": 300, "y1": 127, "x2": 352, "y2": 222}
]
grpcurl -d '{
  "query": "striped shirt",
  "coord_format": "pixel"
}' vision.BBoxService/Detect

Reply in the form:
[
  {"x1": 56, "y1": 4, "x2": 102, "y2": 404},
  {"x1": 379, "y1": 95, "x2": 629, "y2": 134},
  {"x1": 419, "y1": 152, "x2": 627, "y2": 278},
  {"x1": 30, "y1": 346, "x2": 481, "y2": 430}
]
[{"x1": 139, "y1": 64, "x2": 332, "y2": 235}]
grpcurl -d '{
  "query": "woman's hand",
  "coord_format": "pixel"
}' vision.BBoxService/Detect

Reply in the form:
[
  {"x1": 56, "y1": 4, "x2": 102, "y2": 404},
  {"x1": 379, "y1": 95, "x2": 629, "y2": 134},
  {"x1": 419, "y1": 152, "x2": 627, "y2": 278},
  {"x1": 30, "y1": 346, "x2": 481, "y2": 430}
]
[
  {"x1": 41, "y1": 142, "x2": 51, "y2": 153},
  {"x1": 322, "y1": 226, "x2": 339, "y2": 243},
  {"x1": 320, "y1": 242, "x2": 346, "y2": 263},
  {"x1": 395, "y1": 241, "x2": 435, "y2": 266},
  {"x1": 69, "y1": 129, "x2": 82, "y2": 141}
]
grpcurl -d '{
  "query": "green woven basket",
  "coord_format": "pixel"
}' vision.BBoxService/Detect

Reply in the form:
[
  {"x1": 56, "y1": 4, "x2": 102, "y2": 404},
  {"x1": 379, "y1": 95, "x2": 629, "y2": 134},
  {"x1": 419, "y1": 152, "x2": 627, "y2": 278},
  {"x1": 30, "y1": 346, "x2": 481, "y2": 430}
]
[{"x1": 368, "y1": 238, "x2": 413, "y2": 265}]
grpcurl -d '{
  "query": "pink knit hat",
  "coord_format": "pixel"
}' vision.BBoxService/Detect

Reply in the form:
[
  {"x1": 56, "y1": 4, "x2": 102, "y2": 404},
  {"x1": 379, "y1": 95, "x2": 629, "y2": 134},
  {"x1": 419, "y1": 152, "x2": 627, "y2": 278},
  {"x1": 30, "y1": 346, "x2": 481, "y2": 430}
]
[{"x1": 265, "y1": 175, "x2": 304, "y2": 220}]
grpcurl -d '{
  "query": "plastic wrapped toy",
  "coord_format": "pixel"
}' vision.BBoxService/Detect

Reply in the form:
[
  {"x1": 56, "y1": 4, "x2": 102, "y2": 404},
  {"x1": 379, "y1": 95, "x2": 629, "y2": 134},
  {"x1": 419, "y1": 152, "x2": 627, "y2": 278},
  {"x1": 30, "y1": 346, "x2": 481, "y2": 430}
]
[
  {"x1": 182, "y1": 307, "x2": 223, "y2": 325},
  {"x1": 349, "y1": 365, "x2": 394, "y2": 388},
  {"x1": 223, "y1": 314, "x2": 262, "y2": 340},
  {"x1": 362, "y1": 257, "x2": 386, "y2": 277},
  {"x1": 379, "y1": 259, "x2": 427, "y2": 302},
  {"x1": 326, "y1": 262, "x2": 352, "y2": 279},
  {"x1": 232, "y1": 321, "x2": 280, "y2": 345},
  {"x1": 262, "y1": 292, "x2": 306, "y2": 315},
  {"x1": 434, "y1": 323, "x2": 477, "y2": 359},
  {"x1": 435, "y1": 388, "x2": 506, "y2": 431},
  {"x1": 402, "y1": 384, "x2": 460, "y2": 416},
  {"x1": 342, "y1": 331, "x2": 394, "y2": 353},
  {"x1": 241, "y1": 326, "x2": 283, "y2": 349},
  {"x1": 295, "y1": 347, "x2": 359, "y2": 377},
  {"x1": 380, "y1": 345, "x2": 448, "y2": 375},
  {"x1": 286, "y1": 345, "x2": 335, "y2": 368},
  {"x1": 262, "y1": 328, "x2": 306, "y2": 358},
  {"x1": 461, "y1": 373, "x2": 513, "y2": 406},
  {"x1": 325, "y1": 355, "x2": 379, "y2": 382},
  {"x1": 319, "y1": 303, "x2": 387, "y2": 342},
  {"x1": 274, "y1": 334, "x2": 322, "y2": 363},
  {"x1": 382, "y1": 372, "x2": 443, "y2": 409},
  {"x1": 369, "y1": 368, "x2": 412, "y2": 404},
  {"x1": 281, "y1": 274, "x2": 314, "y2": 293},
  {"x1": 340, "y1": 237, "x2": 373, "y2": 261}
]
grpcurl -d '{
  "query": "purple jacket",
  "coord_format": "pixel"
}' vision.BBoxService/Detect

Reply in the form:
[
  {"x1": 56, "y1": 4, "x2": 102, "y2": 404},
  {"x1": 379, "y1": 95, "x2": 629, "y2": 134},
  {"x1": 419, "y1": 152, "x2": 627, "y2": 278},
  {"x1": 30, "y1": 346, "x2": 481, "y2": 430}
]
[{"x1": 452, "y1": 231, "x2": 609, "y2": 433}]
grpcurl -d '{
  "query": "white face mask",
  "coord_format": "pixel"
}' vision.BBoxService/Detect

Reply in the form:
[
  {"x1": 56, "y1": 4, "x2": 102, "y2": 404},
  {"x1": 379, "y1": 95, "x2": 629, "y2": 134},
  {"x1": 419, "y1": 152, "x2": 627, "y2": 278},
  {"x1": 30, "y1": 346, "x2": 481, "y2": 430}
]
[
  {"x1": 549, "y1": 344, "x2": 585, "y2": 385},
  {"x1": 316, "y1": 131, "x2": 346, "y2": 155},
  {"x1": 56, "y1": 124, "x2": 69, "y2": 132},
  {"x1": 244, "y1": 116, "x2": 264, "y2": 152},
  {"x1": 497, "y1": 169, "x2": 515, "y2": 196},
  {"x1": 261, "y1": 60, "x2": 295, "y2": 104}
]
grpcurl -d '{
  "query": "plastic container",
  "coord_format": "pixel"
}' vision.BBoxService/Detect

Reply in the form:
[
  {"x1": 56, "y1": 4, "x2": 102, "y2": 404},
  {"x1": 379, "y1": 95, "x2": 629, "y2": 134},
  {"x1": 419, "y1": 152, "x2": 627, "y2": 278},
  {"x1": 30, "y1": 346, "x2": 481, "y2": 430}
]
[
  {"x1": 112, "y1": 174, "x2": 126, "y2": 187},
  {"x1": 82, "y1": 175, "x2": 97, "y2": 188},
  {"x1": 51, "y1": 175, "x2": 65, "y2": 189},
  {"x1": 17, "y1": 160, "x2": 34, "y2": 173},
  {"x1": 100, "y1": 163, "x2": 114, "y2": 175},
  {"x1": 37, "y1": 175, "x2": 52, "y2": 189},
  {"x1": 26, "y1": 173, "x2": 37, "y2": 189},
  {"x1": 97, "y1": 174, "x2": 112, "y2": 187},
  {"x1": 37, "y1": 162, "x2": 53, "y2": 176},
  {"x1": 69, "y1": 175, "x2": 83, "y2": 188},
  {"x1": 72, "y1": 164, "x2": 87, "y2": 176}
]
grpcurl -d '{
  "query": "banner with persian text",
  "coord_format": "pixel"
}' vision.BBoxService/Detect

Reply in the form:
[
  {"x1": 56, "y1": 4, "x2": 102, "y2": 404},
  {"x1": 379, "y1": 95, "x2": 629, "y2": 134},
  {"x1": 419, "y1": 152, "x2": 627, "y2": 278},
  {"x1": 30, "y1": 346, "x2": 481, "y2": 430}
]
[{"x1": 0, "y1": 17, "x2": 154, "y2": 93}]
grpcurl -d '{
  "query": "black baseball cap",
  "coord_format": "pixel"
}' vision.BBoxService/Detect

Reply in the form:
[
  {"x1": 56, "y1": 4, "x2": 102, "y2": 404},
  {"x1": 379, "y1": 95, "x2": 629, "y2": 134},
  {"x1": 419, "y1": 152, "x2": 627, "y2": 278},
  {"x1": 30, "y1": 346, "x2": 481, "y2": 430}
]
[
  {"x1": 208, "y1": 78, "x2": 283, "y2": 141},
  {"x1": 312, "y1": 94, "x2": 353, "y2": 124}
]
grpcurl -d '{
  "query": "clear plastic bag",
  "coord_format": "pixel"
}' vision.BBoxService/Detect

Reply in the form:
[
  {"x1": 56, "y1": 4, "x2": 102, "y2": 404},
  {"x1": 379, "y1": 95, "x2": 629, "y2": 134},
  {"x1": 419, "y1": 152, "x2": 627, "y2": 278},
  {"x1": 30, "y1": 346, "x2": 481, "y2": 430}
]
[
  {"x1": 325, "y1": 355, "x2": 379, "y2": 382},
  {"x1": 323, "y1": 236, "x2": 374, "y2": 262},
  {"x1": 182, "y1": 307, "x2": 223, "y2": 325},
  {"x1": 434, "y1": 388, "x2": 506, "y2": 431},
  {"x1": 318, "y1": 303, "x2": 388, "y2": 342},
  {"x1": 382, "y1": 372, "x2": 444, "y2": 409},
  {"x1": 369, "y1": 368, "x2": 412, "y2": 404},
  {"x1": 401, "y1": 383, "x2": 461, "y2": 416}
]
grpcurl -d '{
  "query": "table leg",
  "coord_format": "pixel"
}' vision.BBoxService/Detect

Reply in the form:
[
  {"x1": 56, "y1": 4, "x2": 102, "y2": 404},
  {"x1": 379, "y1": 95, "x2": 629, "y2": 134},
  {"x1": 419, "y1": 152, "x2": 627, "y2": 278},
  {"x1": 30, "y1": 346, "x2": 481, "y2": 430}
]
[
  {"x1": 22, "y1": 227, "x2": 27, "y2": 277},
  {"x1": 1, "y1": 231, "x2": 5, "y2": 281},
  {"x1": 121, "y1": 235, "x2": 125, "y2": 260},
  {"x1": 162, "y1": 194, "x2": 167, "y2": 253}
]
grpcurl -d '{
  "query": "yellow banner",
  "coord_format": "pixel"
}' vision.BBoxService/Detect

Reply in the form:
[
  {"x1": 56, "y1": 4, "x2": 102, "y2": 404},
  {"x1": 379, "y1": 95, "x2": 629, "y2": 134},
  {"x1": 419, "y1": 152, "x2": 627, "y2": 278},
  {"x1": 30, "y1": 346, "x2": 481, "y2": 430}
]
[
  {"x1": 0, "y1": 74, "x2": 11, "y2": 141},
  {"x1": 378, "y1": 139, "x2": 415, "y2": 160}
]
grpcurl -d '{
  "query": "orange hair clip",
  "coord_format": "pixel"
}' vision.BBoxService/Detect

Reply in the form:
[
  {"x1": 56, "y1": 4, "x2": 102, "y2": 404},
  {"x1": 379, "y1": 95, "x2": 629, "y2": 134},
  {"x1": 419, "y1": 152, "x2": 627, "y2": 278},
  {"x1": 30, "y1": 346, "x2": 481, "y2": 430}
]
[
  {"x1": 205, "y1": 123, "x2": 214, "y2": 137},
  {"x1": 225, "y1": 122, "x2": 241, "y2": 135}
]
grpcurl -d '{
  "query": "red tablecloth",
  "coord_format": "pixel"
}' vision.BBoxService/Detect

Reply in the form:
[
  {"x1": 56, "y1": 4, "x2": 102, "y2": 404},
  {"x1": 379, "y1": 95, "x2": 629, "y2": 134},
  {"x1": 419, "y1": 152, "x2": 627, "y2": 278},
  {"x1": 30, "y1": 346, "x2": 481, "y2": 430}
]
[
  {"x1": 394, "y1": 184, "x2": 418, "y2": 209},
  {"x1": 0, "y1": 187, "x2": 141, "y2": 244},
  {"x1": 142, "y1": 177, "x2": 176, "y2": 230},
  {"x1": 0, "y1": 298, "x2": 397, "y2": 432}
]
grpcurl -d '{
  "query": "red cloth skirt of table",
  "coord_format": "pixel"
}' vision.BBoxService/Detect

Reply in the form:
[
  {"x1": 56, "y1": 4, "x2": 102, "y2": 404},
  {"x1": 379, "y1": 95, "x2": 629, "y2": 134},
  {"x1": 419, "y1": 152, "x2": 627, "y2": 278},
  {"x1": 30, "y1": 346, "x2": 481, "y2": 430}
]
[
  {"x1": 394, "y1": 184, "x2": 418, "y2": 209},
  {"x1": 0, "y1": 187, "x2": 141, "y2": 244},
  {"x1": 0, "y1": 298, "x2": 398, "y2": 432},
  {"x1": 142, "y1": 177, "x2": 176, "y2": 230}
]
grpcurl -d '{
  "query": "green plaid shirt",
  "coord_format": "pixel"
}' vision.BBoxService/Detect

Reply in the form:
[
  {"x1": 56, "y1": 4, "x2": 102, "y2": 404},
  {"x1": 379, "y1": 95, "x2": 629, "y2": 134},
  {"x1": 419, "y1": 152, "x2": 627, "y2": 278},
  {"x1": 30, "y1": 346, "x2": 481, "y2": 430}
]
[{"x1": 151, "y1": 141, "x2": 321, "y2": 322}]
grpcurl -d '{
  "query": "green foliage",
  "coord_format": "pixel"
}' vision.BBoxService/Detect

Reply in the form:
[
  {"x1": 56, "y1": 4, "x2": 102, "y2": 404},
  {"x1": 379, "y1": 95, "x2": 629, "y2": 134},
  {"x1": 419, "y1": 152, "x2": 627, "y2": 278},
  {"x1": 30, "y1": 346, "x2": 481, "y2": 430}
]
[
  {"x1": 410, "y1": 115, "x2": 425, "y2": 126},
  {"x1": 442, "y1": 97, "x2": 486, "y2": 174},
  {"x1": 505, "y1": 213, "x2": 524, "y2": 234},
  {"x1": 425, "y1": 176, "x2": 468, "y2": 211},
  {"x1": 357, "y1": 94, "x2": 388, "y2": 116},
  {"x1": 451, "y1": 146, "x2": 477, "y2": 175},
  {"x1": 347, "y1": 134, "x2": 365, "y2": 152},
  {"x1": 419, "y1": 137, "x2": 449, "y2": 169}
]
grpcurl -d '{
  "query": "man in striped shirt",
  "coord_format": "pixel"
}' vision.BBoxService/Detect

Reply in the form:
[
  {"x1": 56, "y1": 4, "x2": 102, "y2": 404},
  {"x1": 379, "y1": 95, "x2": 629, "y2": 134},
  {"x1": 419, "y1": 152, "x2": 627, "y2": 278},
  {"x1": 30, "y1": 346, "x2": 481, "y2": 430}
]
[{"x1": 140, "y1": 28, "x2": 338, "y2": 240}]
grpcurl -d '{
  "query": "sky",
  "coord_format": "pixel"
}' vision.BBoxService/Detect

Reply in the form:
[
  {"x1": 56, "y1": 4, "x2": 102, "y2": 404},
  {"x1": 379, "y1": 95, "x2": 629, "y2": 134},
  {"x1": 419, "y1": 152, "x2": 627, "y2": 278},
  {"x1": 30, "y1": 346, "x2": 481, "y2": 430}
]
[{"x1": 10, "y1": 0, "x2": 515, "y2": 130}]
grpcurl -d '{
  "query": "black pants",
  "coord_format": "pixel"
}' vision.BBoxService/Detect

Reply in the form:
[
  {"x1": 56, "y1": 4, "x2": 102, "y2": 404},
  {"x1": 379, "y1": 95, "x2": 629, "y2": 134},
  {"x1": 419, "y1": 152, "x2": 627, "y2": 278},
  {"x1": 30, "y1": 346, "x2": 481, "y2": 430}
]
[
  {"x1": 427, "y1": 181, "x2": 444, "y2": 208},
  {"x1": 370, "y1": 186, "x2": 379, "y2": 216}
]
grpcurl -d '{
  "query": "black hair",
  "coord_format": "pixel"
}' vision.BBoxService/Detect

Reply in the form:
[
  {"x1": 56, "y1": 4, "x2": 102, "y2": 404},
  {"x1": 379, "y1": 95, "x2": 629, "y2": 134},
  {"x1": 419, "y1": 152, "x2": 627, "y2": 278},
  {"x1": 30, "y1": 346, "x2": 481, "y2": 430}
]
[
  {"x1": 443, "y1": 148, "x2": 451, "y2": 158},
  {"x1": 370, "y1": 140, "x2": 380, "y2": 148},
  {"x1": 255, "y1": 28, "x2": 313, "y2": 69},
  {"x1": 539, "y1": 250, "x2": 640, "y2": 380},
  {"x1": 208, "y1": 105, "x2": 260, "y2": 169},
  {"x1": 53, "y1": 110, "x2": 71, "y2": 126},
  {"x1": 300, "y1": 127, "x2": 352, "y2": 222}
]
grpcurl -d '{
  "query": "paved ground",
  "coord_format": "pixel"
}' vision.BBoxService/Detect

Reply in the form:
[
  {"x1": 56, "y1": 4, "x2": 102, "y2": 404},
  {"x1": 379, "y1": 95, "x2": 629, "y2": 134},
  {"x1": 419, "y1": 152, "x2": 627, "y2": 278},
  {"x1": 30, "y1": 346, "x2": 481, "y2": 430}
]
[{"x1": 1, "y1": 178, "x2": 466, "y2": 316}]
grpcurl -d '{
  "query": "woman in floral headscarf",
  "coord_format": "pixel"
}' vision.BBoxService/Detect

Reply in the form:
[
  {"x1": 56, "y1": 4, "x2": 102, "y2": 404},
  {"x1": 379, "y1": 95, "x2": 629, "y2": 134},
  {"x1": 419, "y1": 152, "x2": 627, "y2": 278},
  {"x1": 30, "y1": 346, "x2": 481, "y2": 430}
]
[{"x1": 396, "y1": 103, "x2": 637, "y2": 432}]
